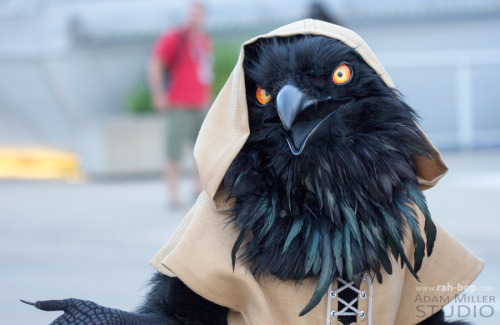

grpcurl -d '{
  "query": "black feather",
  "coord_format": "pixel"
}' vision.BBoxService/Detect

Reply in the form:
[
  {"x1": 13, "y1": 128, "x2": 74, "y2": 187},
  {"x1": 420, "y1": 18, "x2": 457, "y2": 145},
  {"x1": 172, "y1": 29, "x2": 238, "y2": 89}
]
[
  {"x1": 223, "y1": 34, "x2": 436, "y2": 315},
  {"x1": 406, "y1": 182, "x2": 437, "y2": 256},
  {"x1": 282, "y1": 218, "x2": 304, "y2": 254},
  {"x1": 137, "y1": 273, "x2": 229, "y2": 324},
  {"x1": 396, "y1": 199, "x2": 426, "y2": 273},
  {"x1": 305, "y1": 230, "x2": 320, "y2": 275},
  {"x1": 300, "y1": 233, "x2": 335, "y2": 316}
]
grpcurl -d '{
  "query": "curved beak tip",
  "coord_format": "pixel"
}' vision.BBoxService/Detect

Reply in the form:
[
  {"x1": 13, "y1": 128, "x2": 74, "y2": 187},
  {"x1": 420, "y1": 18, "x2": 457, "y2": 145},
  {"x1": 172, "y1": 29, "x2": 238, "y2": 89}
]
[{"x1": 276, "y1": 85, "x2": 312, "y2": 131}]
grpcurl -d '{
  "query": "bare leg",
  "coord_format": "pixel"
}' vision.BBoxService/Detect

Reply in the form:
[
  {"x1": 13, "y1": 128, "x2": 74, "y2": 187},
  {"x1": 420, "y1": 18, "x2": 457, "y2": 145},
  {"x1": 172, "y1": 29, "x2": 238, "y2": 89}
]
[{"x1": 165, "y1": 161, "x2": 181, "y2": 206}]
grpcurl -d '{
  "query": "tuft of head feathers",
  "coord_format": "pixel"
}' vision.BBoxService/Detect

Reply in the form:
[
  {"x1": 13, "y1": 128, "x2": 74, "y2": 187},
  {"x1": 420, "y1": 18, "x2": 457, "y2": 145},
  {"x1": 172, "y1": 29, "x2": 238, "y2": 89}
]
[{"x1": 223, "y1": 35, "x2": 436, "y2": 316}]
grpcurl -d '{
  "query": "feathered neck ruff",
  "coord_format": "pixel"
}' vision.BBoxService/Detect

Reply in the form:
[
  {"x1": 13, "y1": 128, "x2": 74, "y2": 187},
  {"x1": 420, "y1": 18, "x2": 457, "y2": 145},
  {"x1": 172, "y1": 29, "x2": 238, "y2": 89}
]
[{"x1": 222, "y1": 95, "x2": 437, "y2": 315}]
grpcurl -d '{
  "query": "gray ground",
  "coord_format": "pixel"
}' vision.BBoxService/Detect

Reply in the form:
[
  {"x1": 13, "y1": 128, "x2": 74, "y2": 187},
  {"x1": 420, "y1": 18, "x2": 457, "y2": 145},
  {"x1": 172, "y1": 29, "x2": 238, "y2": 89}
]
[{"x1": 1, "y1": 150, "x2": 499, "y2": 324}]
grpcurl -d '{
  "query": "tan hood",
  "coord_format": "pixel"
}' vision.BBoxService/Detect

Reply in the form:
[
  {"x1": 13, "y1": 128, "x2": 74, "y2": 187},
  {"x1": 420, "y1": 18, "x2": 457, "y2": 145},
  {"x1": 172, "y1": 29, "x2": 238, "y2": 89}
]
[{"x1": 194, "y1": 19, "x2": 447, "y2": 206}]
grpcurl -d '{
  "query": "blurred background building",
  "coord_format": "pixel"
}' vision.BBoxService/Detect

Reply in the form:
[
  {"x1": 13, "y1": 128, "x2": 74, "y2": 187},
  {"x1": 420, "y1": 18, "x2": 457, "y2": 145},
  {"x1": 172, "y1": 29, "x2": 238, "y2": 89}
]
[{"x1": 1, "y1": 0, "x2": 499, "y2": 178}]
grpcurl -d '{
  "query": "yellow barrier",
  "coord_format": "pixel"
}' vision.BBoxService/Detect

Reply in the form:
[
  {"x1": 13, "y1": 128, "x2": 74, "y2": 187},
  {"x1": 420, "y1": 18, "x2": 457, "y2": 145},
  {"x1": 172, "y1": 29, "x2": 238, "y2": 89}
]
[{"x1": 0, "y1": 147, "x2": 82, "y2": 181}]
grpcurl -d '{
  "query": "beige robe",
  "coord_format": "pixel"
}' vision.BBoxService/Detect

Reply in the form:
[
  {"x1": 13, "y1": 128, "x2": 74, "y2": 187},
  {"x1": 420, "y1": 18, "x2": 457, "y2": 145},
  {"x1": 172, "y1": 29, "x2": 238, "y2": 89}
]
[{"x1": 150, "y1": 19, "x2": 484, "y2": 325}]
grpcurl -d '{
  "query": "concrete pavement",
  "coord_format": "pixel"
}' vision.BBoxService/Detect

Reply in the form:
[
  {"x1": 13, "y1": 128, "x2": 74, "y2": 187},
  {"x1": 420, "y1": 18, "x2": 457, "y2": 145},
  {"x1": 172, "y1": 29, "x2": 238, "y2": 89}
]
[
  {"x1": 1, "y1": 150, "x2": 499, "y2": 324},
  {"x1": 0, "y1": 179, "x2": 189, "y2": 324}
]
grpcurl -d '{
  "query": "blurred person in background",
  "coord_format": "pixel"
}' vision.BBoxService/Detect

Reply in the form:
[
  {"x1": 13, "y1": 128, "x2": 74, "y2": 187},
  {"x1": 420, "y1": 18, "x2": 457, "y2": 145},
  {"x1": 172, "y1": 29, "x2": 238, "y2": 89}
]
[
  {"x1": 149, "y1": 2, "x2": 213, "y2": 208},
  {"x1": 307, "y1": 1, "x2": 343, "y2": 26}
]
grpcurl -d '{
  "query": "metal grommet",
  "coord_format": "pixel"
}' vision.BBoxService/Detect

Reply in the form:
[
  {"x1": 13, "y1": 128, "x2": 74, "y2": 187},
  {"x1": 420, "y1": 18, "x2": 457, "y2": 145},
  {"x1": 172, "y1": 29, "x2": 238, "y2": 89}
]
[
  {"x1": 331, "y1": 310, "x2": 337, "y2": 318},
  {"x1": 359, "y1": 311, "x2": 365, "y2": 318},
  {"x1": 359, "y1": 291, "x2": 366, "y2": 299},
  {"x1": 329, "y1": 291, "x2": 336, "y2": 298}
]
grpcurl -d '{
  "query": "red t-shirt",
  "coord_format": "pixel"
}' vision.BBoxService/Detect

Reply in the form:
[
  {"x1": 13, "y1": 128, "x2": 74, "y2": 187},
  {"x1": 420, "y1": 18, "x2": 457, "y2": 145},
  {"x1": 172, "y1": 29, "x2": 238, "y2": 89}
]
[{"x1": 153, "y1": 28, "x2": 213, "y2": 109}]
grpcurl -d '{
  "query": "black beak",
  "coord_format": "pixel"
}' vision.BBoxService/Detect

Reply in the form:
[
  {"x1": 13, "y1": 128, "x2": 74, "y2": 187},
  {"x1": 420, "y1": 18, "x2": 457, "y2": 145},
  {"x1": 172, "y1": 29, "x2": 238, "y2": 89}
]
[
  {"x1": 276, "y1": 84, "x2": 316, "y2": 130},
  {"x1": 276, "y1": 84, "x2": 353, "y2": 155}
]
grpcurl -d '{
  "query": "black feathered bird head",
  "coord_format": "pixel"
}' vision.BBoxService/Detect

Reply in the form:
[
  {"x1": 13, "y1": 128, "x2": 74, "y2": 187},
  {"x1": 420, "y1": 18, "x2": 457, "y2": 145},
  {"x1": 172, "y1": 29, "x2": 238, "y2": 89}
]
[
  {"x1": 211, "y1": 22, "x2": 446, "y2": 317},
  {"x1": 243, "y1": 35, "x2": 397, "y2": 156}
]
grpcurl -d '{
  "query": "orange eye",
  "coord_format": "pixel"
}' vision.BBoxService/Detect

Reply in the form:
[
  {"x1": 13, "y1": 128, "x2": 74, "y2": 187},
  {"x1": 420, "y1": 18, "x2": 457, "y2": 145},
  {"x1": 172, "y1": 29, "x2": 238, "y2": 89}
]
[
  {"x1": 256, "y1": 86, "x2": 272, "y2": 105},
  {"x1": 332, "y1": 63, "x2": 352, "y2": 85}
]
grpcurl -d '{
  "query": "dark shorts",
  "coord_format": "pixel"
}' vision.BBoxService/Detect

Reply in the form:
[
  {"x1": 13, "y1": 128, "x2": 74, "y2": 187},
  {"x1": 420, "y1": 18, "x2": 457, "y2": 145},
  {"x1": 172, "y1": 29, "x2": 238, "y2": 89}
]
[{"x1": 165, "y1": 109, "x2": 206, "y2": 161}]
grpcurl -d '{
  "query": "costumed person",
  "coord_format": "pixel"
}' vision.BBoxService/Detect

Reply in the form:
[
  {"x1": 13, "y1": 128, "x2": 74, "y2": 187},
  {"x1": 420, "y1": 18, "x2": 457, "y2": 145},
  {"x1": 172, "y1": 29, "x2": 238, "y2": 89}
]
[
  {"x1": 149, "y1": 2, "x2": 213, "y2": 207},
  {"x1": 24, "y1": 20, "x2": 483, "y2": 325}
]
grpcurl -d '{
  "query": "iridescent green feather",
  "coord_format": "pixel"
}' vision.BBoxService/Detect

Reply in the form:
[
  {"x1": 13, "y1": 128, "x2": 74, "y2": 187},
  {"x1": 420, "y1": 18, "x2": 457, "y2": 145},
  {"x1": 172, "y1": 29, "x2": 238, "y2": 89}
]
[{"x1": 282, "y1": 219, "x2": 304, "y2": 254}]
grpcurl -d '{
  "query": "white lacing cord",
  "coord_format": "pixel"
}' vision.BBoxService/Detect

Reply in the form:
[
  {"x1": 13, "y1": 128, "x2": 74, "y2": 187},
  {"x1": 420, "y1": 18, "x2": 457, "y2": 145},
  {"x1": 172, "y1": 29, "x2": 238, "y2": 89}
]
[
  {"x1": 326, "y1": 274, "x2": 373, "y2": 324},
  {"x1": 326, "y1": 284, "x2": 332, "y2": 325},
  {"x1": 363, "y1": 274, "x2": 373, "y2": 325},
  {"x1": 329, "y1": 278, "x2": 366, "y2": 319}
]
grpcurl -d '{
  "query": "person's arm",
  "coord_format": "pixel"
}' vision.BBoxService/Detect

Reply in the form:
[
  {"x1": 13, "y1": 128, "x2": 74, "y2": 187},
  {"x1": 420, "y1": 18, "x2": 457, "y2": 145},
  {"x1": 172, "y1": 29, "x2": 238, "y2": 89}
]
[
  {"x1": 149, "y1": 57, "x2": 169, "y2": 112},
  {"x1": 22, "y1": 272, "x2": 229, "y2": 324},
  {"x1": 150, "y1": 31, "x2": 179, "y2": 112}
]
